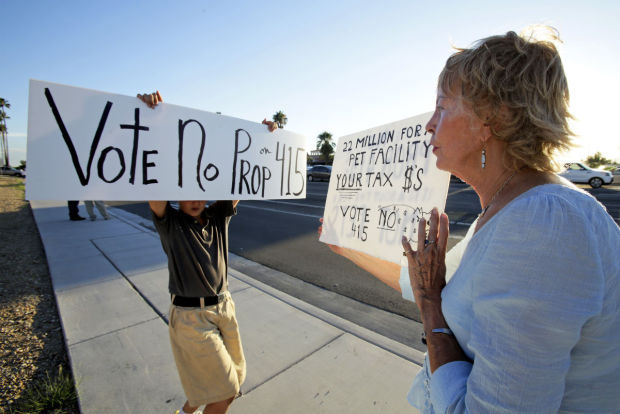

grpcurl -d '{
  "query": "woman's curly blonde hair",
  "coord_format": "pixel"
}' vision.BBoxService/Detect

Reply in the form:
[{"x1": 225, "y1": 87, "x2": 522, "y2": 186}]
[{"x1": 438, "y1": 27, "x2": 574, "y2": 172}]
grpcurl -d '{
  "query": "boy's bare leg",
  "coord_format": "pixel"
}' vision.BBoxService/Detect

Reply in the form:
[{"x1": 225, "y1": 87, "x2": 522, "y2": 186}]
[
  {"x1": 182, "y1": 401, "x2": 199, "y2": 413},
  {"x1": 203, "y1": 396, "x2": 234, "y2": 414},
  {"x1": 181, "y1": 395, "x2": 233, "y2": 414}
]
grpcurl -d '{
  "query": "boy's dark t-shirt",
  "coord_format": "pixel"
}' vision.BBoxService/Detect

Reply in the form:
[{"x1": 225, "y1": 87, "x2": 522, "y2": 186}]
[{"x1": 153, "y1": 201, "x2": 236, "y2": 297}]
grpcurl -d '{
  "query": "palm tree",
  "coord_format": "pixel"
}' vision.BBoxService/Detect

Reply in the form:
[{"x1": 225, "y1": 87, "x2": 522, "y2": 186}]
[
  {"x1": 272, "y1": 111, "x2": 288, "y2": 129},
  {"x1": 0, "y1": 98, "x2": 10, "y2": 167},
  {"x1": 316, "y1": 131, "x2": 333, "y2": 149},
  {"x1": 316, "y1": 131, "x2": 334, "y2": 162}
]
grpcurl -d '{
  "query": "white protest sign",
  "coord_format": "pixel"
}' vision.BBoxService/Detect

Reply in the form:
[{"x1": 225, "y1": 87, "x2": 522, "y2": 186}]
[
  {"x1": 319, "y1": 113, "x2": 450, "y2": 264},
  {"x1": 26, "y1": 80, "x2": 307, "y2": 200}
]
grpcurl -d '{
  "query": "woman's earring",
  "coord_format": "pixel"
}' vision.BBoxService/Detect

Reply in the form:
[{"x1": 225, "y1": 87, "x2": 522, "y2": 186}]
[{"x1": 481, "y1": 148, "x2": 486, "y2": 169}]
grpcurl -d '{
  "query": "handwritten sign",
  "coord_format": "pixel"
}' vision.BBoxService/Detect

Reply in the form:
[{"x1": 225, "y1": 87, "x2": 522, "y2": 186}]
[
  {"x1": 319, "y1": 113, "x2": 450, "y2": 264},
  {"x1": 26, "y1": 80, "x2": 306, "y2": 200}
]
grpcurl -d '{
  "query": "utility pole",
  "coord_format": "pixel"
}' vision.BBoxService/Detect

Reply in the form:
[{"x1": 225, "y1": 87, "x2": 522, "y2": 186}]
[{"x1": 0, "y1": 98, "x2": 10, "y2": 167}]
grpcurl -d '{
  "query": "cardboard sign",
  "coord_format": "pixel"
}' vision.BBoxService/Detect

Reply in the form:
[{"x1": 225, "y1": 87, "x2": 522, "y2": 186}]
[
  {"x1": 26, "y1": 80, "x2": 307, "y2": 200},
  {"x1": 319, "y1": 113, "x2": 450, "y2": 264}
]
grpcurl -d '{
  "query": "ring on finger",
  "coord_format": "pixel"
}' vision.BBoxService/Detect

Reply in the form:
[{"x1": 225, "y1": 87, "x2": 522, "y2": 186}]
[{"x1": 424, "y1": 239, "x2": 436, "y2": 246}]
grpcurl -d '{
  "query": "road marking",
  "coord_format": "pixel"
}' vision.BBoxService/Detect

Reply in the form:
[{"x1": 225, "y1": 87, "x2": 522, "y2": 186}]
[
  {"x1": 239, "y1": 204, "x2": 471, "y2": 242},
  {"x1": 248, "y1": 200, "x2": 325, "y2": 209},
  {"x1": 239, "y1": 203, "x2": 323, "y2": 219},
  {"x1": 450, "y1": 221, "x2": 473, "y2": 226},
  {"x1": 183, "y1": 200, "x2": 481, "y2": 229},
  {"x1": 448, "y1": 186, "x2": 473, "y2": 196}
]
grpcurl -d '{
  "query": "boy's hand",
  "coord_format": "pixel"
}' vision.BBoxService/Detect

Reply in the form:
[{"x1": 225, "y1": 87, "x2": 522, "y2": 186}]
[
  {"x1": 137, "y1": 91, "x2": 163, "y2": 109},
  {"x1": 262, "y1": 118, "x2": 278, "y2": 132}
]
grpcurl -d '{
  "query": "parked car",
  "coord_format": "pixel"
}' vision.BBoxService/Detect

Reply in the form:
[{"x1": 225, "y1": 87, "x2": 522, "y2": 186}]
[
  {"x1": 559, "y1": 162, "x2": 613, "y2": 188},
  {"x1": 307, "y1": 165, "x2": 332, "y2": 182},
  {"x1": 0, "y1": 166, "x2": 25, "y2": 177}
]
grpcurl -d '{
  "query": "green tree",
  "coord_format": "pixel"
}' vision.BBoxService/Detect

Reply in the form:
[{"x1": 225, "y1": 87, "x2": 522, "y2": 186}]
[
  {"x1": 0, "y1": 98, "x2": 10, "y2": 166},
  {"x1": 272, "y1": 111, "x2": 288, "y2": 129},
  {"x1": 18, "y1": 160, "x2": 26, "y2": 170},
  {"x1": 584, "y1": 152, "x2": 614, "y2": 169},
  {"x1": 317, "y1": 131, "x2": 334, "y2": 162}
]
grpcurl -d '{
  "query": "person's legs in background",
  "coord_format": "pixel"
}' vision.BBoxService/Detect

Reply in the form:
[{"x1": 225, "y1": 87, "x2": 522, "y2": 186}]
[
  {"x1": 84, "y1": 200, "x2": 110, "y2": 220},
  {"x1": 68, "y1": 201, "x2": 85, "y2": 221},
  {"x1": 94, "y1": 200, "x2": 110, "y2": 219},
  {"x1": 84, "y1": 200, "x2": 96, "y2": 221}
]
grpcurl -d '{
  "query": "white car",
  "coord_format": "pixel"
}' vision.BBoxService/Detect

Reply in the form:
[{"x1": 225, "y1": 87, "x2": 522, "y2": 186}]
[
  {"x1": 0, "y1": 166, "x2": 25, "y2": 177},
  {"x1": 559, "y1": 162, "x2": 613, "y2": 188}
]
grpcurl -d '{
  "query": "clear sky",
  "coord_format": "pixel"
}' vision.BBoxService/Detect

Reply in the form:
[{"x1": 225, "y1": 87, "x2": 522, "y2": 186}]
[{"x1": 2, "y1": 0, "x2": 619, "y2": 167}]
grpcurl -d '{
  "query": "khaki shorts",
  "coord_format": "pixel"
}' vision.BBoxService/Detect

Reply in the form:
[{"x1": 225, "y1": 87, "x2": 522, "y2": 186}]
[{"x1": 168, "y1": 292, "x2": 246, "y2": 407}]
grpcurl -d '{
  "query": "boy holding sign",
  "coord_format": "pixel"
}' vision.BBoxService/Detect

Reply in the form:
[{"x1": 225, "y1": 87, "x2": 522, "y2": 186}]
[{"x1": 138, "y1": 92, "x2": 277, "y2": 414}]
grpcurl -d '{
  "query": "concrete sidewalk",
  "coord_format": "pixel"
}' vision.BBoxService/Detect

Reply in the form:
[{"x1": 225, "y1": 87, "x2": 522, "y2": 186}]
[{"x1": 31, "y1": 201, "x2": 424, "y2": 413}]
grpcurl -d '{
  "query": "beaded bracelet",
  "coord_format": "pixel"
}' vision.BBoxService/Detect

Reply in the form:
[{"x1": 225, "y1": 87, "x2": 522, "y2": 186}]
[
  {"x1": 421, "y1": 328, "x2": 454, "y2": 345},
  {"x1": 432, "y1": 328, "x2": 454, "y2": 336}
]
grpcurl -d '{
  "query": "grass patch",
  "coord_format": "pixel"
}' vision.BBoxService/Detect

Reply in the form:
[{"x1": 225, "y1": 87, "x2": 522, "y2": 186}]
[
  {"x1": 0, "y1": 180, "x2": 25, "y2": 192},
  {"x1": 10, "y1": 366, "x2": 78, "y2": 414}
]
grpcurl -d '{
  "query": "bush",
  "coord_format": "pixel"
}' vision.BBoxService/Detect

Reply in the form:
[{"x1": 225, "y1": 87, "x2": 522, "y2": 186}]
[{"x1": 11, "y1": 366, "x2": 78, "y2": 414}]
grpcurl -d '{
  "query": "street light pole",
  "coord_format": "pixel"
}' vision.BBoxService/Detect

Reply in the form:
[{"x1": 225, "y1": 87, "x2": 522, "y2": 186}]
[{"x1": 0, "y1": 98, "x2": 10, "y2": 167}]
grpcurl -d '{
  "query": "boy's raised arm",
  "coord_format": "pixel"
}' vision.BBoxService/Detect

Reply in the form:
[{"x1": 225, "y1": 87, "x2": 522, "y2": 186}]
[
  {"x1": 149, "y1": 201, "x2": 167, "y2": 218},
  {"x1": 136, "y1": 92, "x2": 168, "y2": 218}
]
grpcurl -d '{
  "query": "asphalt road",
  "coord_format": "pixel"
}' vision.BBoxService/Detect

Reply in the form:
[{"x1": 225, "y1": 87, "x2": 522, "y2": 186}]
[{"x1": 108, "y1": 180, "x2": 620, "y2": 324}]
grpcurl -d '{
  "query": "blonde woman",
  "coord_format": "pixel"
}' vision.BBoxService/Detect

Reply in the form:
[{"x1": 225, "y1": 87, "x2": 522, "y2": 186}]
[{"x1": 321, "y1": 29, "x2": 620, "y2": 413}]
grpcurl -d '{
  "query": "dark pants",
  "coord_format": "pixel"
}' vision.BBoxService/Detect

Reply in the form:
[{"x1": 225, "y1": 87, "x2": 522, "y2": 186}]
[{"x1": 68, "y1": 201, "x2": 80, "y2": 218}]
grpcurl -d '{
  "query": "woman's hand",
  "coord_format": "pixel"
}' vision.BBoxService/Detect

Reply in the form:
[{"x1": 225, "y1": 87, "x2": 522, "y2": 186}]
[
  {"x1": 137, "y1": 91, "x2": 163, "y2": 109},
  {"x1": 404, "y1": 209, "x2": 468, "y2": 374},
  {"x1": 401, "y1": 207, "x2": 449, "y2": 303},
  {"x1": 320, "y1": 217, "x2": 403, "y2": 292},
  {"x1": 318, "y1": 217, "x2": 347, "y2": 256}
]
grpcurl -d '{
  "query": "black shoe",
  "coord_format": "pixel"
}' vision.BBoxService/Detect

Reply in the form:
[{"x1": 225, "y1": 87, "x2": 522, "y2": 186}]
[{"x1": 70, "y1": 216, "x2": 86, "y2": 221}]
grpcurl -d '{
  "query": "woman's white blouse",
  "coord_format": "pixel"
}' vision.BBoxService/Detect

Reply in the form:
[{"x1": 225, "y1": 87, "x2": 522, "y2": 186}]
[{"x1": 401, "y1": 184, "x2": 620, "y2": 413}]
